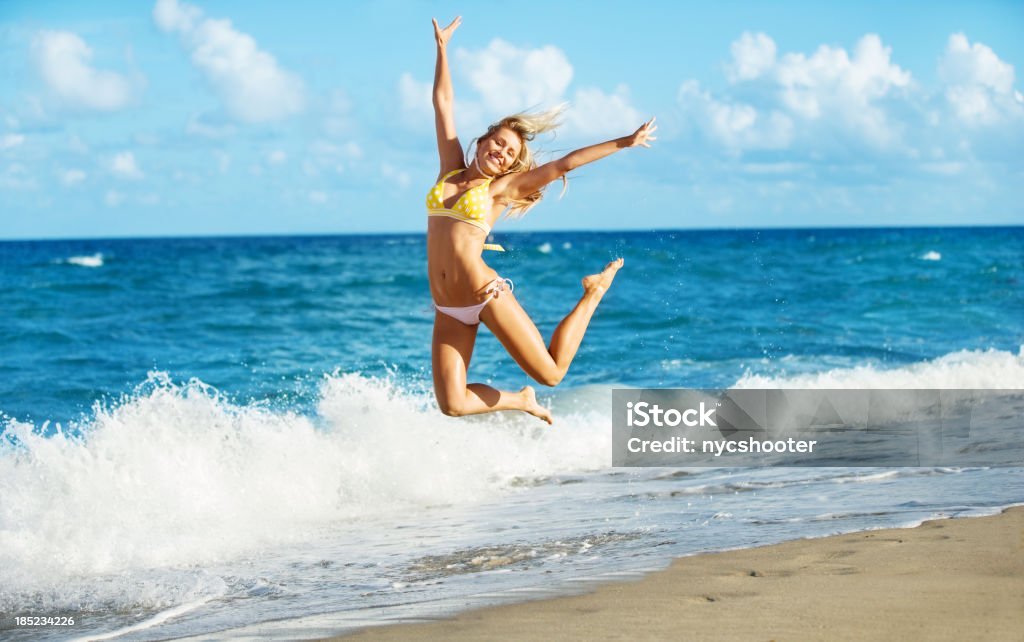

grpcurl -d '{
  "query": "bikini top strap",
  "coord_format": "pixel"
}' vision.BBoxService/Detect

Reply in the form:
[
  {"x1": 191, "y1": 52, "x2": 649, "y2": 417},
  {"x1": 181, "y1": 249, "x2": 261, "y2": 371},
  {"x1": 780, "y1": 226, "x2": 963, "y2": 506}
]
[{"x1": 439, "y1": 169, "x2": 463, "y2": 182}]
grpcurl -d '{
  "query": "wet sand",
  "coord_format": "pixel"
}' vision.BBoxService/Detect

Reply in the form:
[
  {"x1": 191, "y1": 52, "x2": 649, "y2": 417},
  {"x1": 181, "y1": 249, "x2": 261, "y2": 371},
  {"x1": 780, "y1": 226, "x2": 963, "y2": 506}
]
[{"x1": 326, "y1": 507, "x2": 1024, "y2": 641}]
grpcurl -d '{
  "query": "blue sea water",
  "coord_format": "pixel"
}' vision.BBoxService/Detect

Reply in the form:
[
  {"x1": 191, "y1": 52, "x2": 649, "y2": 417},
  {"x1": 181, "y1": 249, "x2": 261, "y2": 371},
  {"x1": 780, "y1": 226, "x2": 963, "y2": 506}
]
[{"x1": 1, "y1": 227, "x2": 1023, "y2": 640}]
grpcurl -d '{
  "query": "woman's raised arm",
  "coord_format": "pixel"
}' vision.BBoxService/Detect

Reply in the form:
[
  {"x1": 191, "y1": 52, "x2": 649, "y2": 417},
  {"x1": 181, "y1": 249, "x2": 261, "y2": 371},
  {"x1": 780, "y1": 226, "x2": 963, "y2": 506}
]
[
  {"x1": 432, "y1": 17, "x2": 464, "y2": 176},
  {"x1": 496, "y1": 118, "x2": 657, "y2": 204}
]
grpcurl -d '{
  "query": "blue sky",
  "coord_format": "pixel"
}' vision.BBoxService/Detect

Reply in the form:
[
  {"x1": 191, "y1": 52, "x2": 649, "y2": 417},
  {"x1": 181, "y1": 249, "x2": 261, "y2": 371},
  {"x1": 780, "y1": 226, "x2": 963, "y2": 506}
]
[{"x1": 1, "y1": 0, "x2": 1022, "y2": 239}]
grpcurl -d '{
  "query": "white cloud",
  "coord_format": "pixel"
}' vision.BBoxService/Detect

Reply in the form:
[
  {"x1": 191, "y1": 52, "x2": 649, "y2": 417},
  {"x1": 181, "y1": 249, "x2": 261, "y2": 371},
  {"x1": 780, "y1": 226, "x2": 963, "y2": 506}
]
[
  {"x1": 727, "y1": 32, "x2": 776, "y2": 82},
  {"x1": 940, "y1": 33, "x2": 1022, "y2": 126},
  {"x1": 774, "y1": 34, "x2": 910, "y2": 144},
  {"x1": 680, "y1": 33, "x2": 911, "y2": 151},
  {"x1": 60, "y1": 168, "x2": 87, "y2": 185},
  {"x1": 679, "y1": 80, "x2": 793, "y2": 151},
  {"x1": 398, "y1": 72, "x2": 433, "y2": 125},
  {"x1": 31, "y1": 30, "x2": 136, "y2": 111},
  {"x1": 323, "y1": 89, "x2": 352, "y2": 137},
  {"x1": 397, "y1": 72, "x2": 486, "y2": 135},
  {"x1": 111, "y1": 151, "x2": 143, "y2": 179},
  {"x1": 308, "y1": 190, "x2": 327, "y2": 204},
  {"x1": 0, "y1": 163, "x2": 35, "y2": 190},
  {"x1": 307, "y1": 139, "x2": 362, "y2": 175},
  {"x1": 266, "y1": 150, "x2": 287, "y2": 165},
  {"x1": 566, "y1": 85, "x2": 644, "y2": 138},
  {"x1": 921, "y1": 161, "x2": 966, "y2": 175},
  {"x1": 941, "y1": 33, "x2": 1014, "y2": 93},
  {"x1": 456, "y1": 39, "x2": 573, "y2": 115},
  {"x1": 400, "y1": 39, "x2": 642, "y2": 141},
  {"x1": 1, "y1": 133, "x2": 25, "y2": 150},
  {"x1": 153, "y1": 0, "x2": 202, "y2": 32},
  {"x1": 944, "y1": 85, "x2": 994, "y2": 125},
  {"x1": 153, "y1": 0, "x2": 304, "y2": 123}
]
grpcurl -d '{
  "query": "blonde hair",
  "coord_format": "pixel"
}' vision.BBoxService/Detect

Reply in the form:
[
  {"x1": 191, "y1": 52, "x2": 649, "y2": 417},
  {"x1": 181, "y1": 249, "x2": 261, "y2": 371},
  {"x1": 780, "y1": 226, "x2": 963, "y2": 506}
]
[{"x1": 468, "y1": 104, "x2": 566, "y2": 216}]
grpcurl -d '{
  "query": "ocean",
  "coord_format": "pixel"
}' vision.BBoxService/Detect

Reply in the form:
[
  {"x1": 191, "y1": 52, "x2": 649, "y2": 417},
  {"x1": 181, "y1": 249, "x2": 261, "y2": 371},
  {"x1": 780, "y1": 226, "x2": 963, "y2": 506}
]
[{"x1": 1, "y1": 227, "x2": 1023, "y2": 640}]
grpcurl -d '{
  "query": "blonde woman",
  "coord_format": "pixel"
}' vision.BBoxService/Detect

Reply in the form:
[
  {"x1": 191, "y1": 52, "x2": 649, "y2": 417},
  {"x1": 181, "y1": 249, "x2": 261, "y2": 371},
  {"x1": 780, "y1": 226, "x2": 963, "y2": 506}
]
[{"x1": 428, "y1": 16, "x2": 656, "y2": 423}]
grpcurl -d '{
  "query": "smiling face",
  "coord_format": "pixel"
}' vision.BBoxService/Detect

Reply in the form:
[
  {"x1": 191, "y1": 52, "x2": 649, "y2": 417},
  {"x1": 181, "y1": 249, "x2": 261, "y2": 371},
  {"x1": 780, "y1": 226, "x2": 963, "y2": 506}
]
[{"x1": 475, "y1": 126, "x2": 523, "y2": 176}]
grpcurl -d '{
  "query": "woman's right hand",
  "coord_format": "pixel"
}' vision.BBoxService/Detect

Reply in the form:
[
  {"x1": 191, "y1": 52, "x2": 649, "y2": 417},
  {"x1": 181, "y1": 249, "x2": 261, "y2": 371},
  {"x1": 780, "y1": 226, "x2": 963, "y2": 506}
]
[{"x1": 432, "y1": 16, "x2": 461, "y2": 48}]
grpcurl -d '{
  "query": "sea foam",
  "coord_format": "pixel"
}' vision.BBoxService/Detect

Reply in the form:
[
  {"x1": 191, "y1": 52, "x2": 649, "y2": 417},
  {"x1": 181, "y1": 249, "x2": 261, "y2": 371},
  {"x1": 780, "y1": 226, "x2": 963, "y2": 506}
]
[
  {"x1": 65, "y1": 253, "x2": 104, "y2": 267},
  {"x1": 0, "y1": 371, "x2": 606, "y2": 612},
  {"x1": 2, "y1": 347, "x2": 1021, "y2": 615},
  {"x1": 734, "y1": 346, "x2": 1024, "y2": 389}
]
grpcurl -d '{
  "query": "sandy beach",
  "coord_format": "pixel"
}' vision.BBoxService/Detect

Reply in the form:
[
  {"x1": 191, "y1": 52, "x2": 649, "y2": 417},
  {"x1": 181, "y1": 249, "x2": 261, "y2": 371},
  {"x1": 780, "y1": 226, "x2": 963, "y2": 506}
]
[{"x1": 329, "y1": 507, "x2": 1024, "y2": 642}]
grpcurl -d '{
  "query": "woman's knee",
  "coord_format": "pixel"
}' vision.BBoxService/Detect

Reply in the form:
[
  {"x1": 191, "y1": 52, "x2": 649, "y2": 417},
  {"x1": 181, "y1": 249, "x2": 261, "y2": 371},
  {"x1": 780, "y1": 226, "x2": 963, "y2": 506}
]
[
  {"x1": 436, "y1": 390, "x2": 466, "y2": 416},
  {"x1": 535, "y1": 366, "x2": 565, "y2": 388}
]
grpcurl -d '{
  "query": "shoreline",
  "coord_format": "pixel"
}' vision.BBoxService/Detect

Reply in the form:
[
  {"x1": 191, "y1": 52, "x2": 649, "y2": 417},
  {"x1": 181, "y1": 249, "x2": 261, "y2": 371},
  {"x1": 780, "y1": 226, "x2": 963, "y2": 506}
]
[{"x1": 324, "y1": 506, "x2": 1024, "y2": 641}]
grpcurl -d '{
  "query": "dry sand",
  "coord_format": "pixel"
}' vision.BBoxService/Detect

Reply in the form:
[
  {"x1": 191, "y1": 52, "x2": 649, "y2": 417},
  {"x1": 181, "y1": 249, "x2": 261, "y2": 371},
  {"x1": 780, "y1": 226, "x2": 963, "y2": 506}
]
[{"x1": 325, "y1": 506, "x2": 1024, "y2": 642}]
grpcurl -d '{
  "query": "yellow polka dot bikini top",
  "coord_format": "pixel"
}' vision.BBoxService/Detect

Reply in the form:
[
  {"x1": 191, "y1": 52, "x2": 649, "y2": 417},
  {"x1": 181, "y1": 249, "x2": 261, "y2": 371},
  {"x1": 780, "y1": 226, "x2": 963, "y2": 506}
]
[{"x1": 426, "y1": 169, "x2": 504, "y2": 252}]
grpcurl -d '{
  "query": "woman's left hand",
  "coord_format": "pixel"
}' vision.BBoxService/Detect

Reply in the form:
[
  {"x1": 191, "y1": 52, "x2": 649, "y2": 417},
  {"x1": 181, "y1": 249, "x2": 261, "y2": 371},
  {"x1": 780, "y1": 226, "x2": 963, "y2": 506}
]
[{"x1": 625, "y1": 117, "x2": 658, "y2": 148}]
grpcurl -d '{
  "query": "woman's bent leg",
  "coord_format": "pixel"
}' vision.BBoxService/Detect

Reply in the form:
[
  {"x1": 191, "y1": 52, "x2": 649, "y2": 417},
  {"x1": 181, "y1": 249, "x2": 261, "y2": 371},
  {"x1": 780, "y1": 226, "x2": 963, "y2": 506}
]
[
  {"x1": 480, "y1": 258, "x2": 623, "y2": 387},
  {"x1": 432, "y1": 310, "x2": 553, "y2": 423}
]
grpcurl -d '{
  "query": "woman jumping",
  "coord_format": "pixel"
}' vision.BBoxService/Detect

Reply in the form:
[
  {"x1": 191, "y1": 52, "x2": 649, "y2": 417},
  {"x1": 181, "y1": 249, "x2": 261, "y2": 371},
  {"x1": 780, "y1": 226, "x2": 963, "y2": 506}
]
[{"x1": 427, "y1": 16, "x2": 656, "y2": 424}]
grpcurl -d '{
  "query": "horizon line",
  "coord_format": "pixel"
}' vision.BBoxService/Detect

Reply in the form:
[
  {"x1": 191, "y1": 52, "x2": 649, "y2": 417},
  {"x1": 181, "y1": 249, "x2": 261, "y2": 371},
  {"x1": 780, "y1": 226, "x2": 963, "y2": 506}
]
[{"x1": 1, "y1": 222, "x2": 1022, "y2": 244}]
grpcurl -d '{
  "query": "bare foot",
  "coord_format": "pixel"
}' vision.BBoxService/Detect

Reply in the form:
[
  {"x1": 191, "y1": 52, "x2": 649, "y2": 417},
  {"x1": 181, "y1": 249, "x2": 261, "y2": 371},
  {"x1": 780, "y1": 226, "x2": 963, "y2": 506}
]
[
  {"x1": 582, "y1": 257, "x2": 624, "y2": 295},
  {"x1": 520, "y1": 386, "x2": 553, "y2": 425}
]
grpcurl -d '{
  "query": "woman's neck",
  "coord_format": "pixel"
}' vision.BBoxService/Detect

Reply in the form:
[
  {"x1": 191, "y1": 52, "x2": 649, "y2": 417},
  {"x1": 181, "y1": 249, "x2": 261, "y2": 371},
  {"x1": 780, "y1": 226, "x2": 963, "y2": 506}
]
[{"x1": 464, "y1": 158, "x2": 493, "y2": 181}]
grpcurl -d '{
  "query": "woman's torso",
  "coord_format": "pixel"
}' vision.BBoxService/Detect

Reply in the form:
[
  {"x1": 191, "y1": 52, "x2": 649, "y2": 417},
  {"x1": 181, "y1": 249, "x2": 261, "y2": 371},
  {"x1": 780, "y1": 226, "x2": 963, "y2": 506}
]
[{"x1": 426, "y1": 169, "x2": 502, "y2": 306}]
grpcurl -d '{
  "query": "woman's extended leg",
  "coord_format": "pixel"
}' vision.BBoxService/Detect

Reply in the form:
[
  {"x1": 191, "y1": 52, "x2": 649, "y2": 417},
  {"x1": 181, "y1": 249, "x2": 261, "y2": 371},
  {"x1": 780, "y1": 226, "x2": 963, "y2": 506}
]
[
  {"x1": 432, "y1": 309, "x2": 553, "y2": 423},
  {"x1": 480, "y1": 258, "x2": 623, "y2": 387}
]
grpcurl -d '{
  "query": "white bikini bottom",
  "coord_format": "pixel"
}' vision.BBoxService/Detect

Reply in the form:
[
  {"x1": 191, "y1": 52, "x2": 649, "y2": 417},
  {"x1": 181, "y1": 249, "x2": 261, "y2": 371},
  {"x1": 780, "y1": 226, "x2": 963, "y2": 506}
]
[{"x1": 433, "y1": 277, "x2": 514, "y2": 326}]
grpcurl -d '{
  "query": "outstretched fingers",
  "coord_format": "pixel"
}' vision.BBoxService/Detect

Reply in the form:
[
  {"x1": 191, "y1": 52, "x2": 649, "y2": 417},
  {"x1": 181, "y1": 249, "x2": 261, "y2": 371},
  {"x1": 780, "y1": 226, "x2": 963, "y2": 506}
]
[
  {"x1": 641, "y1": 118, "x2": 658, "y2": 146},
  {"x1": 630, "y1": 117, "x2": 658, "y2": 148},
  {"x1": 432, "y1": 16, "x2": 461, "y2": 46}
]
